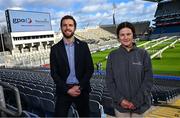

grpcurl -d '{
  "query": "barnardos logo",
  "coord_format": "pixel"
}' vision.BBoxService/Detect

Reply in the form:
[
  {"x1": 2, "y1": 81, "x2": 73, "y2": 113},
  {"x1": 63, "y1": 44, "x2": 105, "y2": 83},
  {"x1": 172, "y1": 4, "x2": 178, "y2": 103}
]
[{"x1": 35, "y1": 18, "x2": 49, "y2": 23}]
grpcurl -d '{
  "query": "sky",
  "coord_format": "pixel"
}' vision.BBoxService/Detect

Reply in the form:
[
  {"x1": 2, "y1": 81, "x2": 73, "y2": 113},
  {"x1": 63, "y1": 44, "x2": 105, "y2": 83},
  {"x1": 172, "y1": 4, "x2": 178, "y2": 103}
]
[{"x1": 0, "y1": 0, "x2": 158, "y2": 32}]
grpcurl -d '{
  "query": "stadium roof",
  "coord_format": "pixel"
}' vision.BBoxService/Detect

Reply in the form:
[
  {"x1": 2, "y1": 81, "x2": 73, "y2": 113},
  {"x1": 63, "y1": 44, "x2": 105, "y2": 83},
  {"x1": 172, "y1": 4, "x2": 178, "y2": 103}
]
[
  {"x1": 144, "y1": 0, "x2": 171, "y2": 2},
  {"x1": 144, "y1": 0, "x2": 162, "y2": 2}
]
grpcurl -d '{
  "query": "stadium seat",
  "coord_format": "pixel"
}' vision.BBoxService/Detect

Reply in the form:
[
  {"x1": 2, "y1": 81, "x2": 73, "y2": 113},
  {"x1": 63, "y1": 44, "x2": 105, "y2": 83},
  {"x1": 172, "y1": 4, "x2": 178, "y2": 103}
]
[
  {"x1": 90, "y1": 93, "x2": 102, "y2": 102},
  {"x1": 68, "y1": 105, "x2": 79, "y2": 117},
  {"x1": 26, "y1": 94, "x2": 43, "y2": 116},
  {"x1": 42, "y1": 91, "x2": 54, "y2": 100},
  {"x1": 23, "y1": 86, "x2": 33, "y2": 95},
  {"x1": 32, "y1": 89, "x2": 43, "y2": 98},
  {"x1": 28, "y1": 83, "x2": 36, "y2": 89},
  {"x1": 6, "y1": 104, "x2": 39, "y2": 118},
  {"x1": 44, "y1": 86, "x2": 54, "y2": 93},
  {"x1": 40, "y1": 97, "x2": 55, "y2": 117},
  {"x1": 19, "y1": 92, "x2": 30, "y2": 111},
  {"x1": 89, "y1": 99, "x2": 104, "y2": 117},
  {"x1": 35, "y1": 85, "x2": 44, "y2": 91},
  {"x1": 102, "y1": 96, "x2": 115, "y2": 116}
]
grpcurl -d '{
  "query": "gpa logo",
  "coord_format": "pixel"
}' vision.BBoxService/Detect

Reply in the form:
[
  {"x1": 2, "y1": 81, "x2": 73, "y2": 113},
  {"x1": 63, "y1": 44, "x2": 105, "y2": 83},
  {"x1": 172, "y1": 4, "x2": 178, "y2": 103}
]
[{"x1": 13, "y1": 18, "x2": 32, "y2": 24}]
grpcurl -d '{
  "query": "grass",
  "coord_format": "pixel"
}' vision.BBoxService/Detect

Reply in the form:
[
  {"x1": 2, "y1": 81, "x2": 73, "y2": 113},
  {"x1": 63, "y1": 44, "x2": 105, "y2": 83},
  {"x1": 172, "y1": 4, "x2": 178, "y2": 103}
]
[
  {"x1": 92, "y1": 41, "x2": 180, "y2": 76},
  {"x1": 152, "y1": 42, "x2": 180, "y2": 76}
]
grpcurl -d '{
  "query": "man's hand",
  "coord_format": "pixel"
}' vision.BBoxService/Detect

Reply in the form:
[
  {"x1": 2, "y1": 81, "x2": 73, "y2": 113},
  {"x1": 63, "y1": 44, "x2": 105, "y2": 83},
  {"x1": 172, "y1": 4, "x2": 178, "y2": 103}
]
[
  {"x1": 120, "y1": 99, "x2": 136, "y2": 110},
  {"x1": 67, "y1": 85, "x2": 81, "y2": 97}
]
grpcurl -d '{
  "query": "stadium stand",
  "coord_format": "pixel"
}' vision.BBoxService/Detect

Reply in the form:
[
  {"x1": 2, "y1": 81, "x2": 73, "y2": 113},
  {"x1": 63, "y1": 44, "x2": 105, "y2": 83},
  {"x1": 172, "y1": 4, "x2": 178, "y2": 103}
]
[
  {"x1": 151, "y1": 0, "x2": 180, "y2": 38},
  {"x1": 75, "y1": 26, "x2": 117, "y2": 45},
  {"x1": 100, "y1": 21, "x2": 150, "y2": 39}
]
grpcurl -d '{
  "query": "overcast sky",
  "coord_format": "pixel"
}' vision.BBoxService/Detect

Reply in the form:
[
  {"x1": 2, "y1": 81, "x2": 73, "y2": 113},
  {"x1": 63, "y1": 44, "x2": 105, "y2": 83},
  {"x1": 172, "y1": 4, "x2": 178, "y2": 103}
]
[{"x1": 0, "y1": 0, "x2": 157, "y2": 32}]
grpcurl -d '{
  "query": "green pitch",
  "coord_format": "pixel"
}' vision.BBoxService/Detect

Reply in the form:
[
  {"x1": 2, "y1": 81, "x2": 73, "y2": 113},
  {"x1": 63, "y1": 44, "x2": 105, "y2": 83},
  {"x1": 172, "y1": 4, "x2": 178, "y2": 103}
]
[{"x1": 152, "y1": 42, "x2": 180, "y2": 76}]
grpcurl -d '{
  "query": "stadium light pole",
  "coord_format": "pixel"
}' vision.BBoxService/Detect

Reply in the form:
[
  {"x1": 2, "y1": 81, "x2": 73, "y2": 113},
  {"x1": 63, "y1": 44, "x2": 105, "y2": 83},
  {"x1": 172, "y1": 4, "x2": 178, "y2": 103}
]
[{"x1": 113, "y1": 3, "x2": 116, "y2": 25}]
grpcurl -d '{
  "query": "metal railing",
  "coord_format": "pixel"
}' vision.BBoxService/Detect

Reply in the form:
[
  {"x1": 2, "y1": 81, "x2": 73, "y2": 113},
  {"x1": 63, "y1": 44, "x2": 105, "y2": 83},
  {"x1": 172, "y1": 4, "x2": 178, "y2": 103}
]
[{"x1": 0, "y1": 81, "x2": 22, "y2": 117}]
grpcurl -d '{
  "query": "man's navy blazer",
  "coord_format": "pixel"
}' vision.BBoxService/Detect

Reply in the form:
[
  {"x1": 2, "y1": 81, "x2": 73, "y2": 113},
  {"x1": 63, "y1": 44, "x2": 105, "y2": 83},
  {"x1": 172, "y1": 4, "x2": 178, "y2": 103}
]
[{"x1": 50, "y1": 37, "x2": 94, "y2": 95}]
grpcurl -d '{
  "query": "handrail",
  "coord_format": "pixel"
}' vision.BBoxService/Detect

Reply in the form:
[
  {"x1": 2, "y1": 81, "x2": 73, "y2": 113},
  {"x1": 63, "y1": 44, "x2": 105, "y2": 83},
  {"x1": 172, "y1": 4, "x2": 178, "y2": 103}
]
[
  {"x1": 145, "y1": 36, "x2": 175, "y2": 50},
  {"x1": 151, "y1": 38, "x2": 178, "y2": 59},
  {"x1": 0, "y1": 81, "x2": 22, "y2": 116},
  {"x1": 137, "y1": 36, "x2": 167, "y2": 47}
]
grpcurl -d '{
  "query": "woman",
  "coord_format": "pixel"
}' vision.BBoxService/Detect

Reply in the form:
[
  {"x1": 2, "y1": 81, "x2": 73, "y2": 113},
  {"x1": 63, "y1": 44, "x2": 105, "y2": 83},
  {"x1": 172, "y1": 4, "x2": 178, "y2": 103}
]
[{"x1": 106, "y1": 22, "x2": 153, "y2": 117}]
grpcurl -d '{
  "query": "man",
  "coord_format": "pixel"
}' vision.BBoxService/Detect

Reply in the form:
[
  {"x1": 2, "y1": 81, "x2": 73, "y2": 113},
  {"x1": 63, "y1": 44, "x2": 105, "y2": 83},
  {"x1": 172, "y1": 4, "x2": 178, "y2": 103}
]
[
  {"x1": 50, "y1": 15, "x2": 94, "y2": 117},
  {"x1": 106, "y1": 22, "x2": 153, "y2": 117}
]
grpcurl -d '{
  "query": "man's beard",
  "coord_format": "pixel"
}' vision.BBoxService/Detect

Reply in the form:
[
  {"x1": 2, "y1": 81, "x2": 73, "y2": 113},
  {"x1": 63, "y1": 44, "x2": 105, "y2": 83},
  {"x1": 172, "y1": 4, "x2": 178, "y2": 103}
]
[{"x1": 62, "y1": 31, "x2": 74, "y2": 39}]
